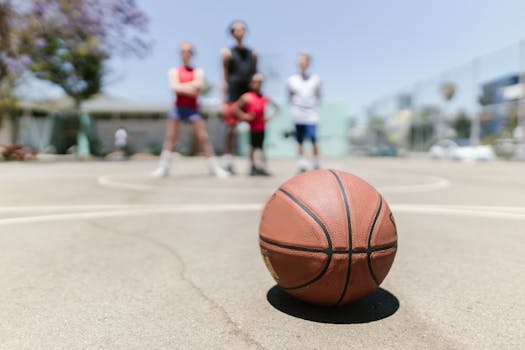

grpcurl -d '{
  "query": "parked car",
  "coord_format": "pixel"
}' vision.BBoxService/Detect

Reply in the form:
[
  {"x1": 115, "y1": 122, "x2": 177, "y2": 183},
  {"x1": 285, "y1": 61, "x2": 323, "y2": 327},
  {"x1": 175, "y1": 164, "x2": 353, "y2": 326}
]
[
  {"x1": 368, "y1": 144, "x2": 397, "y2": 157},
  {"x1": 429, "y1": 139, "x2": 457, "y2": 159},
  {"x1": 429, "y1": 139, "x2": 495, "y2": 161}
]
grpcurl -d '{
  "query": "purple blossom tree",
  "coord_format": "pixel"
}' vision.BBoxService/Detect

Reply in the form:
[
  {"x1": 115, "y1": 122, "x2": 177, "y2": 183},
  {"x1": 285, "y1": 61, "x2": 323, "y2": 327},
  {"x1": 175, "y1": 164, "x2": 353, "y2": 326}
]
[
  {"x1": 0, "y1": 1, "x2": 31, "y2": 115},
  {"x1": 1, "y1": 0, "x2": 151, "y2": 148},
  {"x1": 23, "y1": 0, "x2": 152, "y2": 109}
]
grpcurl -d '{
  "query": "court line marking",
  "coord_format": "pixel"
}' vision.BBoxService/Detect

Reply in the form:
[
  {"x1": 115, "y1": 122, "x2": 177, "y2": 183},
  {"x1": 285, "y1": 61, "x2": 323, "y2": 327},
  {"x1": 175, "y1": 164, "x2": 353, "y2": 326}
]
[
  {"x1": 1, "y1": 203, "x2": 525, "y2": 226},
  {"x1": 97, "y1": 174, "x2": 153, "y2": 191},
  {"x1": 96, "y1": 173, "x2": 451, "y2": 194},
  {"x1": 96, "y1": 174, "x2": 275, "y2": 193},
  {"x1": 0, "y1": 204, "x2": 264, "y2": 226},
  {"x1": 2, "y1": 203, "x2": 524, "y2": 215},
  {"x1": 0, "y1": 204, "x2": 158, "y2": 213}
]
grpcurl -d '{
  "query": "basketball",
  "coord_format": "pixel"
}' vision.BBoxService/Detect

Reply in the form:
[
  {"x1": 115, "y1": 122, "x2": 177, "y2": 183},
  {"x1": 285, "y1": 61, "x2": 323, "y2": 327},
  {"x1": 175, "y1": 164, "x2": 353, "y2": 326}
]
[{"x1": 259, "y1": 169, "x2": 398, "y2": 306}]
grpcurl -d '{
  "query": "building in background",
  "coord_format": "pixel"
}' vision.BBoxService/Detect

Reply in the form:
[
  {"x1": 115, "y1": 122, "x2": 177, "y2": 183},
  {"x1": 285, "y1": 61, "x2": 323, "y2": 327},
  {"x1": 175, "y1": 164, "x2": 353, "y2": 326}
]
[
  {"x1": 479, "y1": 74, "x2": 522, "y2": 137},
  {"x1": 9, "y1": 95, "x2": 225, "y2": 156},
  {"x1": 8, "y1": 95, "x2": 350, "y2": 158},
  {"x1": 264, "y1": 102, "x2": 349, "y2": 158}
]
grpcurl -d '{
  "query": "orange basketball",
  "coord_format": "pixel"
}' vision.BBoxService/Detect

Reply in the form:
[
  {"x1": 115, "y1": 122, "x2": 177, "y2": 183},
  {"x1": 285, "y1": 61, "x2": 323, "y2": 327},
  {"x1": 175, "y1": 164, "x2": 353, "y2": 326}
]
[{"x1": 259, "y1": 169, "x2": 398, "y2": 306}]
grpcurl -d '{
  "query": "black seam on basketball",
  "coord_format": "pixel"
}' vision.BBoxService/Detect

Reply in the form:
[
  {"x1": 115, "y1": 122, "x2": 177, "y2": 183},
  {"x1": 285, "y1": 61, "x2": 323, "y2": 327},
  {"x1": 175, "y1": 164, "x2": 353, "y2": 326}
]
[
  {"x1": 259, "y1": 241, "x2": 397, "y2": 256},
  {"x1": 367, "y1": 195, "x2": 383, "y2": 286},
  {"x1": 329, "y1": 170, "x2": 353, "y2": 306},
  {"x1": 278, "y1": 188, "x2": 333, "y2": 251},
  {"x1": 259, "y1": 235, "x2": 329, "y2": 254},
  {"x1": 353, "y1": 242, "x2": 397, "y2": 254},
  {"x1": 389, "y1": 212, "x2": 398, "y2": 237},
  {"x1": 278, "y1": 188, "x2": 333, "y2": 290},
  {"x1": 313, "y1": 242, "x2": 398, "y2": 255}
]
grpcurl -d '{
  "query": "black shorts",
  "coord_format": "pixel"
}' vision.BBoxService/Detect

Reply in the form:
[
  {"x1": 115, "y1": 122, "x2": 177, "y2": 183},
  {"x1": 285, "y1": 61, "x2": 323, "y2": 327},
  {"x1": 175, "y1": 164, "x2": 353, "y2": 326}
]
[
  {"x1": 250, "y1": 130, "x2": 265, "y2": 149},
  {"x1": 227, "y1": 81, "x2": 250, "y2": 102}
]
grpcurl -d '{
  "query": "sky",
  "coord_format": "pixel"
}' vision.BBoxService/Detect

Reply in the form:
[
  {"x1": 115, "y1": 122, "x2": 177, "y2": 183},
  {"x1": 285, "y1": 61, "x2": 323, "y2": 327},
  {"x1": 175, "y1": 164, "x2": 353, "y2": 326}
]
[{"x1": 102, "y1": 0, "x2": 525, "y2": 115}]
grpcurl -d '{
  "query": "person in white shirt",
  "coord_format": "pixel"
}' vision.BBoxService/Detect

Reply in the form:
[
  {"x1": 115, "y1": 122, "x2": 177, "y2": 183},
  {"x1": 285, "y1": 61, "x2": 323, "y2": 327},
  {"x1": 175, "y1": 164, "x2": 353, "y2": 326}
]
[
  {"x1": 287, "y1": 53, "x2": 322, "y2": 172},
  {"x1": 114, "y1": 127, "x2": 128, "y2": 150}
]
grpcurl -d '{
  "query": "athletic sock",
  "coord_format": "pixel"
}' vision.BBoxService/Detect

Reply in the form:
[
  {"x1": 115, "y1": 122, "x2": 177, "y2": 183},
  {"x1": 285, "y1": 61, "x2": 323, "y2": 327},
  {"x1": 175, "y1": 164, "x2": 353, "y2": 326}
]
[
  {"x1": 312, "y1": 156, "x2": 321, "y2": 169},
  {"x1": 298, "y1": 156, "x2": 308, "y2": 170},
  {"x1": 208, "y1": 156, "x2": 229, "y2": 177},
  {"x1": 151, "y1": 150, "x2": 172, "y2": 177},
  {"x1": 253, "y1": 149, "x2": 265, "y2": 169},
  {"x1": 224, "y1": 153, "x2": 233, "y2": 166},
  {"x1": 159, "y1": 150, "x2": 172, "y2": 169}
]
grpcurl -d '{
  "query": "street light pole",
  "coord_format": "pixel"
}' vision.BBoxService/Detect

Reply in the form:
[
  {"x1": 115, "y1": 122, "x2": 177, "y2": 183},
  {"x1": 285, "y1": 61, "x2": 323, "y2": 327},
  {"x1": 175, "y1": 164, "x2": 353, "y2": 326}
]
[{"x1": 470, "y1": 59, "x2": 481, "y2": 146}]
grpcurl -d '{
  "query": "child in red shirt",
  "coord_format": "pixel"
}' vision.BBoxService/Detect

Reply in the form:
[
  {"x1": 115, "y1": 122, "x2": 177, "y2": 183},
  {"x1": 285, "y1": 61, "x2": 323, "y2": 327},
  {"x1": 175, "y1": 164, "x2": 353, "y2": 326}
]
[{"x1": 233, "y1": 73, "x2": 279, "y2": 176}]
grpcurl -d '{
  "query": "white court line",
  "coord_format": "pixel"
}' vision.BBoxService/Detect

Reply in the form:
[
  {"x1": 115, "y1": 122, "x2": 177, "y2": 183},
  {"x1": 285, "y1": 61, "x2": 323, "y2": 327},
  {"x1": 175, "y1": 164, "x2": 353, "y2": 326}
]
[
  {"x1": 1, "y1": 203, "x2": 525, "y2": 226},
  {"x1": 97, "y1": 174, "x2": 153, "y2": 191},
  {"x1": 1, "y1": 203, "x2": 523, "y2": 215},
  {"x1": 96, "y1": 174, "x2": 275, "y2": 193},
  {"x1": 0, "y1": 204, "x2": 264, "y2": 226},
  {"x1": 0, "y1": 204, "x2": 158, "y2": 213},
  {"x1": 97, "y1": 173, "x2": 451, "y2": 194}
]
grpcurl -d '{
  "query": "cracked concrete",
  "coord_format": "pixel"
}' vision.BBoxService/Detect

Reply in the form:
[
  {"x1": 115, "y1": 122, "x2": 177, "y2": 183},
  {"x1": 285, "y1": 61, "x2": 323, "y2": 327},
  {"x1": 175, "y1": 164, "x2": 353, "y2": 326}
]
[{"x1": 0, "y1": 158, "x2": 524, "y2": 349}]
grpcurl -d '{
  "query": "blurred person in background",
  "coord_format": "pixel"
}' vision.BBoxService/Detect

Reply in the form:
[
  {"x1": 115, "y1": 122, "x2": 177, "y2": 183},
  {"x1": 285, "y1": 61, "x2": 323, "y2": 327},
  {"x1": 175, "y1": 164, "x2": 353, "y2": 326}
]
[
  {"x1": 233, "y1": 73, "x2": 279, "y2": 176},
  {"x1": 114, "y1": 126, "x2": 129, "y2": 159},
  {"x1": 152, "y1": 42, "x2": 228, "y2": 178},
  {"x1": 221, "y1": 20, "x2": 258, "y2": 174},
  {"x1": 287, "y1": 53, "x2": 322, "y2": 173}
]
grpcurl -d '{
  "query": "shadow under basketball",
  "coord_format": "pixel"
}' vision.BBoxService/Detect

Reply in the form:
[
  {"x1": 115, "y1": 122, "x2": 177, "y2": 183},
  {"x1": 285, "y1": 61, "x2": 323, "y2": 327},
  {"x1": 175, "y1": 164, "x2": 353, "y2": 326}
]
[{"x1": 266, "y1": 285, "x2": 399, "y2": 324}]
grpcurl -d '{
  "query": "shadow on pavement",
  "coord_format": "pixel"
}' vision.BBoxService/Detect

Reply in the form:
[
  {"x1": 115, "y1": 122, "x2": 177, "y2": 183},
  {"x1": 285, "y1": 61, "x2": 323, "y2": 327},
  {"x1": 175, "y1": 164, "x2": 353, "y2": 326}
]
[{"x1": 266, "y1": 285, "x2": 399, "y2": 324}]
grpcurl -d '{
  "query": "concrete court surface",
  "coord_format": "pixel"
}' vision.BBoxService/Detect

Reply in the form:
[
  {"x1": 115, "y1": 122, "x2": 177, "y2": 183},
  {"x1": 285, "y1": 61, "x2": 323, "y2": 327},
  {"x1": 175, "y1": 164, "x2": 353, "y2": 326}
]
[{"x1": 0, "y1": 156, "x2": 524, "y2": 350}]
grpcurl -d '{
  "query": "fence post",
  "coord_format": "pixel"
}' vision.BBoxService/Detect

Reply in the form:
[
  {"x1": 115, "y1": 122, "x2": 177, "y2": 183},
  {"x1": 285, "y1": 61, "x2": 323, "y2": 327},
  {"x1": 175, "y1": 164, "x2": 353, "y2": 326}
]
[
  {"x1": 470, "y1": 59, "x2": 481, "y2": 146},
  {"x1": 518, "y1": 40, "x2": 525, "y2": 140}
]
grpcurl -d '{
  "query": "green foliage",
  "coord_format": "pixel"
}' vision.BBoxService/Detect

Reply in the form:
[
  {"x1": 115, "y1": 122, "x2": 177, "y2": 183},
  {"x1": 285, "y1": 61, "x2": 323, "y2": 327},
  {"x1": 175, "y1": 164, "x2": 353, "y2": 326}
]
[
  {"x1": 30, "y1": 36, "x2": 104, "y2": 105},
  {"x1": 201, "y1": 81, "x2": 214, "y2": 96},
  {"x1": 440, "y1": 82, "x2": 456, "y2": 101},
  {"x1": 452, "y1": 112, "x2": 471, "y2": 139},
  {"x1": 409, "y1": 123, "x2": 434, "y2": 149}
]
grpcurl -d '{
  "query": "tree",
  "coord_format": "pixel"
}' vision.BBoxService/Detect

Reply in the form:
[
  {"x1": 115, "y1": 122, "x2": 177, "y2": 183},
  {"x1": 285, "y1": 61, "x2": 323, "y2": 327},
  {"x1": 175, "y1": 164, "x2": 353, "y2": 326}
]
[
  {"x1": 0, "y1": 1, "x2": 37, "y2": 144},
  {"x1": 0, "y1": 2, "x2": 32, "y2": 119},
  {"x1": 452, "y1": 111, "x2": 471, "y2": 139},
  {"x1": 23, "y1": 0, "x2": 151, "y2": 109},
  {"x1": 7, "y1": 0, "x2": 152, "y2": 154}
]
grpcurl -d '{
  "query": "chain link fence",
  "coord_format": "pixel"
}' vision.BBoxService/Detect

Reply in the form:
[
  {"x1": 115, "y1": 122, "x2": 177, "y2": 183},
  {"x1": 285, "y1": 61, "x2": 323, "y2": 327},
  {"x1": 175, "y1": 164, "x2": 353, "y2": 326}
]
[{"x1": 360, "y1": 40, "x2": 525, "y2": 159}]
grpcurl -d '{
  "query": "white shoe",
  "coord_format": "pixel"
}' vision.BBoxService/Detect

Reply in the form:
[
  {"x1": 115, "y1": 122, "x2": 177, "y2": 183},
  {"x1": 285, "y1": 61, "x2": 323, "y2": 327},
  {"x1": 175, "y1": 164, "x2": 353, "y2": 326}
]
[
  {"x1": 297, "y1": 157, "x2": 309, "y2": 173},
  {"x1": 151, "y1": 166, "x2": 169, "y2": 178},
  {"x1": 212, "y1": 166, "x2": 230, "y2": 178}
]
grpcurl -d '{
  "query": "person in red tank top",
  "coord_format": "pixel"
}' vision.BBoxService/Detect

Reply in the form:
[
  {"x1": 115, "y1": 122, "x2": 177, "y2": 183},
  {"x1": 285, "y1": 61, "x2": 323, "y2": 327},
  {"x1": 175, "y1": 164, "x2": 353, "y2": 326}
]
[
  {"x1": 233, "y1": 73, "x2": 280, "y2": 176},
  {"x1": 152, "y1": 42, "x2": 228, "y2": 178}
]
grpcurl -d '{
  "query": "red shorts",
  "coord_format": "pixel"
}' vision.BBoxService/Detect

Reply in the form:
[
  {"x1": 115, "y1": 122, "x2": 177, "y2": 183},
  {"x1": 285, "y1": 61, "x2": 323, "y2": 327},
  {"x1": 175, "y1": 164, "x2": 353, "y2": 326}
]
[{"x1": 222, "y1": 102, "x2": 238, "y2": 126}]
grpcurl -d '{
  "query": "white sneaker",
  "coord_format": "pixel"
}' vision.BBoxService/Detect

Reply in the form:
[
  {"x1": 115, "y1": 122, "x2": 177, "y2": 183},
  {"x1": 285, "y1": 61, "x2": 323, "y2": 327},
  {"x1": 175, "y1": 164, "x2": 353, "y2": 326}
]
[
  {"x1": 211, "y1": 165, "x2": 230, "y2": 178},
  {"x1": 297, "y1": 157, "x2": 309, "y2": 173},
  {"x1": 151, "y1": 166, "x2": 169, "y2": 178}
]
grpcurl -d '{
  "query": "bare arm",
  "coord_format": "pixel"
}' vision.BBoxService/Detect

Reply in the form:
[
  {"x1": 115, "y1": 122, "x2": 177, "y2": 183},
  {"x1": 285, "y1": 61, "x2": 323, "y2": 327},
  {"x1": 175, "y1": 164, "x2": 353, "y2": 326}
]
[
  {"x1": 265, "y1": 98, "x2": 280, "y2": 122},
  {"x1": 168, "y1": 68, "x2": 203, "y2": 97},
  {"x1": 192, "y1": 68, "x2": 205, "y2": 93},
  {"x1": 232, "y1": 94, "x2": 254, "y2": 122},
  {"x1": 287, "y1": 79, "x2": 294, "y2": 104},
  {"x1": 221, "y1": 48, "x2": 231, "y2": 100},
  {"x1": 316, "y1": 78, "x2": 322, "y2": 105},
  {"x1": 252, "y1": 51, "x2": 258, "y2": 73}
]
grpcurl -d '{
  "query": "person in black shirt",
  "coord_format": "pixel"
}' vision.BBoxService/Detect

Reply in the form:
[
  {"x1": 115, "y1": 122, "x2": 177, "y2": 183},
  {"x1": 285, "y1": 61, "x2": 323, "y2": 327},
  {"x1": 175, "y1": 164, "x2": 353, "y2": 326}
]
[{"x1": 221, "y1": 20, "x2": 258, "y2": 174}]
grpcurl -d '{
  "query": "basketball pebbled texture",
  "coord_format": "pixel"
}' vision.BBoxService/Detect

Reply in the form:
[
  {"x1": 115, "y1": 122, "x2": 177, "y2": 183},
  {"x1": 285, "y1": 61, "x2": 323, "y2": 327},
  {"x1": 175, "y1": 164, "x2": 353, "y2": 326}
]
[{"x1": 259, "y1": 169, "x2": 397, "y2": 306}]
